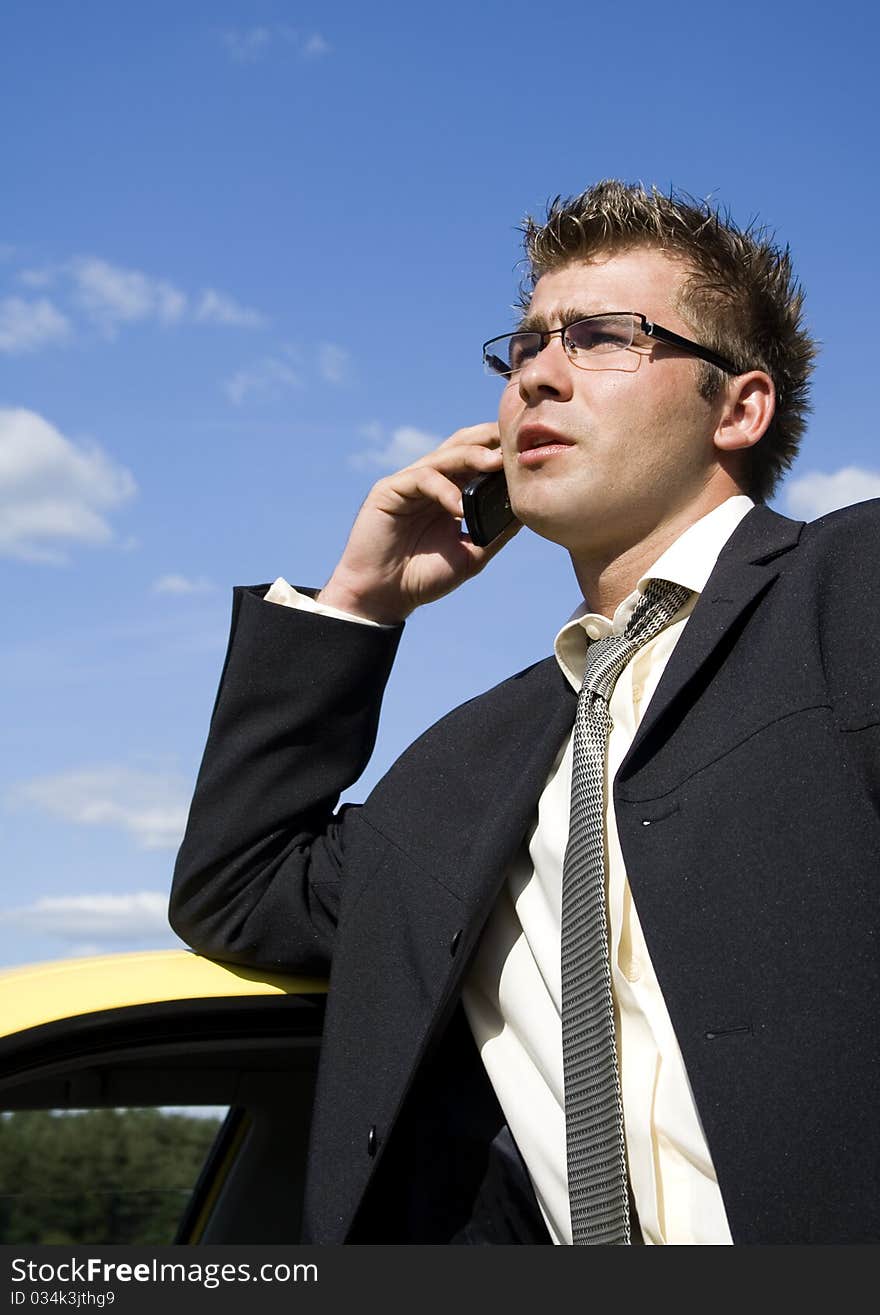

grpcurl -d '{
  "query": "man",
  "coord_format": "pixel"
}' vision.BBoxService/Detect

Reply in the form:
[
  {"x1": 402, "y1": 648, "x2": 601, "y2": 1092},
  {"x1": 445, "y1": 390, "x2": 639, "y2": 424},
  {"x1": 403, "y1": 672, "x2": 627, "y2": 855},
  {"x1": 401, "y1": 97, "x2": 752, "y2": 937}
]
[{"x1": 170, "y1": 182, "x2": 878, "y2": 1244}]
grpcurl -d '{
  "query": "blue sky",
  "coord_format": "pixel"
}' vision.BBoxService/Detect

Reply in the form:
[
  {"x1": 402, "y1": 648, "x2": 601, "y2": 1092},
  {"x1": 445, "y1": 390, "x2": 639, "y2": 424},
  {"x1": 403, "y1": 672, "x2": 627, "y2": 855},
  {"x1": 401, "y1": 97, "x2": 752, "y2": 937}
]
[{"x1": 1, "y1": 0, "x2": 878, "y2": 966}]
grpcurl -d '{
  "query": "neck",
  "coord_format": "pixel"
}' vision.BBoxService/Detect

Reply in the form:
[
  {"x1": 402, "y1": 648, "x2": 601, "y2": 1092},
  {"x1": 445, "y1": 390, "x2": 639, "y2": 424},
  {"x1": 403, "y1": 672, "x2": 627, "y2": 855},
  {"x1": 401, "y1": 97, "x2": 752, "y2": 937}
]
[{"x1": 569, "y1": 486, "x2": 742, "y2": 618}]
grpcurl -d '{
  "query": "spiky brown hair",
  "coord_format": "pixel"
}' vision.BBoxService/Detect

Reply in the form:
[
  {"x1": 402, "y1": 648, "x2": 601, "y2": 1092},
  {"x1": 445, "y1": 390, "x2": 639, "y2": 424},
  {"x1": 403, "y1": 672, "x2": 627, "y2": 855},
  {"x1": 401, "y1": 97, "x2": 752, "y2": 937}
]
[{"x1": 519, "y1": 180, "x2": 817, "y2": 502}]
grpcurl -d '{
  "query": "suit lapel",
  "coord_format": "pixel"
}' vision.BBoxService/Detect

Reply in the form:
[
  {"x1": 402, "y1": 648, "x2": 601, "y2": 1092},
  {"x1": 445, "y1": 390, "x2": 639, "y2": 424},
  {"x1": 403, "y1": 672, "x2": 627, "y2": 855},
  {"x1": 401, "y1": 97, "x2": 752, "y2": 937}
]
[
  {"x1": 406, "y1": 508, "x2": 802, "y2": 897},
  {"x1": 423, "y1": 655, "x2": 576, "y2": 909},
  {"x1": 619, "y1": 505, "x2": 803, "y2": 781},
  {"x1": 476, "y1": 658, "x2": 577, "y2": 883}
]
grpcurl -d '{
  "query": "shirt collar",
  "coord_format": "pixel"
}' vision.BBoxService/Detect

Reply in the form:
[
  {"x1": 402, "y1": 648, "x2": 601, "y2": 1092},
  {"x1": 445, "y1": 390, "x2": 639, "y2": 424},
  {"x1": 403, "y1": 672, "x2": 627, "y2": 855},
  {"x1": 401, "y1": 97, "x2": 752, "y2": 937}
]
[{"x1": 553, "y1": 495, "x2": 755, "y2": 692}]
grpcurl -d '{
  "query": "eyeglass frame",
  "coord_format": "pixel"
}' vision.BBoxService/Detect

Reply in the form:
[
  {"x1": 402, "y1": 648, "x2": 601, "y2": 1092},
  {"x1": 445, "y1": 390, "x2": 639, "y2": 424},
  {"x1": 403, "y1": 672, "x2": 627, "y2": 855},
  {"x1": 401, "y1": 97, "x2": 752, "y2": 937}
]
[{"x1": 482, "y1": 311, "x2": 739, "y2": 378}]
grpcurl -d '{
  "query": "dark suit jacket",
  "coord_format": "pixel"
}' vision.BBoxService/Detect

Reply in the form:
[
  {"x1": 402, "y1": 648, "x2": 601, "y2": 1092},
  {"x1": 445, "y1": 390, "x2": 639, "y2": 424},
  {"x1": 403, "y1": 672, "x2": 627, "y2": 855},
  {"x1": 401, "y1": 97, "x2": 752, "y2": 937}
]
[{"x1": 170, "y1": 503, "x2": 880, "y2": 1244}]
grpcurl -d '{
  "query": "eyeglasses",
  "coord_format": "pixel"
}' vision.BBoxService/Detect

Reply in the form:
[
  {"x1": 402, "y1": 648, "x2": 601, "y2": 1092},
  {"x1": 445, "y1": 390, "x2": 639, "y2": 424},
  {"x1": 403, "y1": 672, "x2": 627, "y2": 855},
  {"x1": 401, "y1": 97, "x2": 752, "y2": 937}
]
[{"x1": 482, "y1": 312, "x2": 739, "y2": 378}]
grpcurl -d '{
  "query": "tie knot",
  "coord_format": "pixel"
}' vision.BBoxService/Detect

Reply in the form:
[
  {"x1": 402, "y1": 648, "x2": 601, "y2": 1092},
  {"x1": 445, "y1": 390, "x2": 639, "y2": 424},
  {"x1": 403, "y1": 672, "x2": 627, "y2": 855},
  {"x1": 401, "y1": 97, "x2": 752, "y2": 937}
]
[{"x1": 581, "y1": 579, "x2": 691, "y2": 701}]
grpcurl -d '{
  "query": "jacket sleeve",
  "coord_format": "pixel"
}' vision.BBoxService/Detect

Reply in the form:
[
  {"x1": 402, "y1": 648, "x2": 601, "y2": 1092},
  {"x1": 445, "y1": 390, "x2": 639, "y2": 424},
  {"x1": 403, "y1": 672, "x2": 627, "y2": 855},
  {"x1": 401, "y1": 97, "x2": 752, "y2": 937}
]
[{"x1": 168, "y1": 585, "x2": 403, "y2": 972}]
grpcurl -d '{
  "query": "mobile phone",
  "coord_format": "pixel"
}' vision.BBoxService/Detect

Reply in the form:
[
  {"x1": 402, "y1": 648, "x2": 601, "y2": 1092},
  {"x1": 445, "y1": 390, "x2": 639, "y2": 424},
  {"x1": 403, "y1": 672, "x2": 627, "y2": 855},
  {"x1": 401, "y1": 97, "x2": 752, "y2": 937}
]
[{"x1": 461, "y1": 468, "x2": 518, "y2": 547}]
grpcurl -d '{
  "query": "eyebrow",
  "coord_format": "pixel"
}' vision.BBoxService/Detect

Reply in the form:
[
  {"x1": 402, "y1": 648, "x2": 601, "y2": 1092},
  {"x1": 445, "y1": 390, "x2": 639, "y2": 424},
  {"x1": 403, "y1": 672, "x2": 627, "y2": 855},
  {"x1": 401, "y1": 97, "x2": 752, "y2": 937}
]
[{"x1": 515, "y1": 306, "x2": 614, "y2": 333}]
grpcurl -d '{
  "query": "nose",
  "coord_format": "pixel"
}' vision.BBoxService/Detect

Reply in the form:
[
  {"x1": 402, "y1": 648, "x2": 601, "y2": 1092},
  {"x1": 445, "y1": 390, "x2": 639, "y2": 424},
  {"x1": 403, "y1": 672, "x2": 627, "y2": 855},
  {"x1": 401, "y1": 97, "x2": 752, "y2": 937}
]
[{"x1": 516, "y1": 334, "x2": 575, "y2": 404}]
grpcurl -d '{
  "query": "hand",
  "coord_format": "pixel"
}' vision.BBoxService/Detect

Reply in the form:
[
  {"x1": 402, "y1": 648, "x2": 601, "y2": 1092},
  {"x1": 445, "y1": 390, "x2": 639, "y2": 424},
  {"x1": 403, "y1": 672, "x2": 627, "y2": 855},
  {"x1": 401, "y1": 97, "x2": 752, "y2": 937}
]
[{"x1": 317, "y1": 424, "x2": 519, "y2": 624}]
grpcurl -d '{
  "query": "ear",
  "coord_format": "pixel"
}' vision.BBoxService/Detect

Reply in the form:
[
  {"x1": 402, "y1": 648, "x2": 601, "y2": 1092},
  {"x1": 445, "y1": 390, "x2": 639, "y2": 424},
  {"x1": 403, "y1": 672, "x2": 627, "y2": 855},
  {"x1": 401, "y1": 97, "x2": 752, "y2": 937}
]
[{"x1": 713, "y1": 371, "x2": 776, "y2": 453}]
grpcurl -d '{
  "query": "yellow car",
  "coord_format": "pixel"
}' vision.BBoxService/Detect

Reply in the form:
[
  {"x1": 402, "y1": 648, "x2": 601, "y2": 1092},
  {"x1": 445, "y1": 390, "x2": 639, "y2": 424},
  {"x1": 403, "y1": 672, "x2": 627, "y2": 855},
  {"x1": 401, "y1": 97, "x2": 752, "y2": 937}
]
[{"x1": 0, "y1": 950, "x2": 327, "y2": 1245}]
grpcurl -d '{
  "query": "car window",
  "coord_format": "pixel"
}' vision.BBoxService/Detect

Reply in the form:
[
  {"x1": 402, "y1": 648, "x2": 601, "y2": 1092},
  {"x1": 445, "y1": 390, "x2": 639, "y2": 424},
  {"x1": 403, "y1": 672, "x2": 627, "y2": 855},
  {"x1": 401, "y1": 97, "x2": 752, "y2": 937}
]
[
  {"x1": 0, "y1": 985, "x2": 325, "y2": 1244},
  {"x1": 0, "y1": 1105, "x2": 228, "y2": 1244}
]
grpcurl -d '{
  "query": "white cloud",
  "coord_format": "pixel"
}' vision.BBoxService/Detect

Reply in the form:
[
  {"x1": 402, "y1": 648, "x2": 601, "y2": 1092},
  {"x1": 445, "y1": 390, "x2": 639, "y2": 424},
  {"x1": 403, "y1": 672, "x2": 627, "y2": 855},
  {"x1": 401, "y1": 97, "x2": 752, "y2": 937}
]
[
  {"x1": 4, "y1": 257, "x2": 266, "y2": 344},
  {"x1": 220, "y1": 26, "x2": 272, "y2": 62},
  {"x1": 219, "y1": 25, "x2": 331, "y2": 62},
  {"x1": 0, "y1": 407, "x2": 136, "y2": 564},
  {"x1": 303, "y1": 33, "x2": 331, "y2": 58},
  {"x1": 350, "y1": 424, "x2": 439, "y2": 470},
  {"x1": 0, "y1": 892, "x2": 173, "y2": 946},
  {"x1": 195, "y1": 288, "x2": 267, "y2": 329},
  {"x1": 318, "y1": 342, "x2": 352, "y2": 385},
  {"x1": 8, "y1": 766, "x2": 191, "y2": 850},
  {"x1": 0, "y1": 296, "x2": 70, "y2": 353},
  {"x1": 152, "y1": 573, "x2": 213, "y2": 596},
  {"x1": 70, "y1": 257, "x2": 187, "y2": 336},
  {"x1": 783, "y1": 467, "x2": 880, "y2": 520},
  {"x1": 224, "y1": 346, "x2": 303, "y2": 404},
  {"x1": 226, "y1": 343, "x2": 352, "y2": 402},
  {"x1": 17, "y1": 267, "x2": 56, "y2": 288}
]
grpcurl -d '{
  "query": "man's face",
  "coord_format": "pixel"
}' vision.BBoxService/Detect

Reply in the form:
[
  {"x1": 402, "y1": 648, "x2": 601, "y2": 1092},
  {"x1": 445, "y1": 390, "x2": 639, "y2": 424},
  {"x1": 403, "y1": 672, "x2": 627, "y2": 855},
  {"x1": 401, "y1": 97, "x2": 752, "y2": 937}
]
[{"x1": 496, "y1": 246, "x2": 729, "y2": 562}]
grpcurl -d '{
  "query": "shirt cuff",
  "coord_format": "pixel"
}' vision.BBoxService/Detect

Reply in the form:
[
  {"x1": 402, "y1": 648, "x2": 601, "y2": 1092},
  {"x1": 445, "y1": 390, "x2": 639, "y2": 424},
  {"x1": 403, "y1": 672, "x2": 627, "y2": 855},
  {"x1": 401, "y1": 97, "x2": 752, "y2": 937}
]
[{"x1": 263, "y1": 577, "x2": 393, "y2": 629}]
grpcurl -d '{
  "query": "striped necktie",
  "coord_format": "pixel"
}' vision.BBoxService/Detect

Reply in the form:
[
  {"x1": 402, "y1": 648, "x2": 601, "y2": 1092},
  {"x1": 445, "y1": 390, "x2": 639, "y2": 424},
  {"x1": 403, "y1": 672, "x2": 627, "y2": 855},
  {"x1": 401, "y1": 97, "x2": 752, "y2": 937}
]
[{"x1": 562, "y1": 578, "x2": 691, "y2": 1244}]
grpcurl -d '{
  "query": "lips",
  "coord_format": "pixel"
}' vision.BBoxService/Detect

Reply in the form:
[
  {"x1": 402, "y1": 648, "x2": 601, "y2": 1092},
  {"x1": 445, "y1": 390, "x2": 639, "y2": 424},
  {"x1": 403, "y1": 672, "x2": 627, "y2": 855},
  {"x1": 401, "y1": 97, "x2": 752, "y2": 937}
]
[{"x1": 516, "y1": 424, "x2": 575, "y2": 454}]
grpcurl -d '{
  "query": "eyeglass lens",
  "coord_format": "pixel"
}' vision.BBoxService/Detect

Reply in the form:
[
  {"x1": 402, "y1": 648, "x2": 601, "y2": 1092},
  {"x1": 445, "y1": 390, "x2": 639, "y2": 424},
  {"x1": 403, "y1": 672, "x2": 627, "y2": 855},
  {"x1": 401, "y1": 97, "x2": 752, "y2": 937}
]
[{"x1": 487, "y1": 314, "x2": 639, "y2": 376}]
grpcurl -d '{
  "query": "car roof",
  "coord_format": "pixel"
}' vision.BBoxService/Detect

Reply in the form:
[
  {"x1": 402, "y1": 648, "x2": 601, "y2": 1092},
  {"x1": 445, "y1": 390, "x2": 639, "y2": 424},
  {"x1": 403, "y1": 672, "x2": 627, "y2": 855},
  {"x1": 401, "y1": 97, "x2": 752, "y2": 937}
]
[{"x1": 0, "y1": 949, "x2": 327, "y2": 1040}]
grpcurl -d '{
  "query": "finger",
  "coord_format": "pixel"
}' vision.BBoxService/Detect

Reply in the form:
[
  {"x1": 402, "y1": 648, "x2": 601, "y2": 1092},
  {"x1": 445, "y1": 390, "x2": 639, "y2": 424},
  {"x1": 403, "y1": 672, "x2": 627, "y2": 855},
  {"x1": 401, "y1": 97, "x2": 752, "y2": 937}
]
[
  {"x1": 407, "y1": 443, "x2": 504, "y2": 479},
  {"x1": 434, "y1": 422, "x2": 501, "y2": 453},
  {"x1": 377, "y1": 466, "x2": 468, "y2": 521},
  {"x1": 459, "y1": 514, "x2": 522, "y2": 568}
]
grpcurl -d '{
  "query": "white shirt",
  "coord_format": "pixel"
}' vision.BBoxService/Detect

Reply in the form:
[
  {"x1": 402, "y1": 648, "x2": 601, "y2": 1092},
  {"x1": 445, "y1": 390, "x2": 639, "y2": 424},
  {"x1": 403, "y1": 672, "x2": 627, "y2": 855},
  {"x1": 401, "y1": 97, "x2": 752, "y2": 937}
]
[{"x1": 265, "y1": 494, "x2": 754, "y2": 1245}]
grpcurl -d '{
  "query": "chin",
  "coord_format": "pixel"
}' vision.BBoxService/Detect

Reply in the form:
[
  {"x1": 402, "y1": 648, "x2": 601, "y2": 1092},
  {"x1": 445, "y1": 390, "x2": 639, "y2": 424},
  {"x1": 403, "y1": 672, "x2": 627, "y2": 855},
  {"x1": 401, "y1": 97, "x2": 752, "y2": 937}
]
[
  {"x1": 510, "y1": 499, "x2": 587, "y2": 550},
  {"x1": 514, "y1": 488, "x2": 639, "y2": 561}
]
